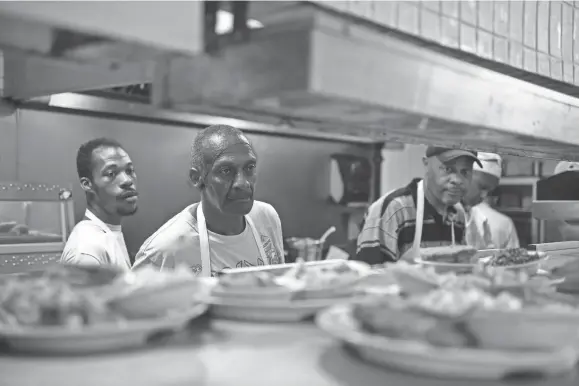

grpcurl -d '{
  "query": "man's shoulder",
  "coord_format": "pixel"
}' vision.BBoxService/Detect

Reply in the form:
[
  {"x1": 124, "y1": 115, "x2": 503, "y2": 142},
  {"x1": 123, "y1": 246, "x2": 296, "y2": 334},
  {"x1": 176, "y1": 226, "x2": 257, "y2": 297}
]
[
  {"x1": 67, "y1": 220, "x2": 108, "y2": 243},
  {"x1": 368, "y1": 186, "x2": 415, "y2": 218},
  {"x1": 62, "y1": 221, "x2": 109, "y2": 263},
  {"x1": 483, "y1": 204, "x2": 516, "y2": 227},
  {"x1": 249, "y1": 200, "x2": 280, "y2": 221},
  {"x1": 139, "y1": 205, "x2": 199, "y2": 252}
]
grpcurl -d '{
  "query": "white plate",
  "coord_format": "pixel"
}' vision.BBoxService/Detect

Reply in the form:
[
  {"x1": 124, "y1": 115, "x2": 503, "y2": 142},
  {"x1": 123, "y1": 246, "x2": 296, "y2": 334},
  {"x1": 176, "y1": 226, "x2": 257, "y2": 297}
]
[
  {"x1": 207, "y1": 296, "x2": 364, "y2": 323},
  {"x1": 0, "y1": 303, "x2": 208, "y2": 354},
  {"x1": 316, "y1": 304, "x2": 578, "y2": 380}
]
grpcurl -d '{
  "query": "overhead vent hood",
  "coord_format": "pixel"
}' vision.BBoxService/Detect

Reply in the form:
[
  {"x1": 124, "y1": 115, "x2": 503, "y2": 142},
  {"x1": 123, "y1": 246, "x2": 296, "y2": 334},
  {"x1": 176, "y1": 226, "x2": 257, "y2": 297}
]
[
  {"x1": 149, "y1": 2, "x2": 579, "y2": 161},
  {"x1": 0, "y1": 1, "x2": 203, "y2": 99}
]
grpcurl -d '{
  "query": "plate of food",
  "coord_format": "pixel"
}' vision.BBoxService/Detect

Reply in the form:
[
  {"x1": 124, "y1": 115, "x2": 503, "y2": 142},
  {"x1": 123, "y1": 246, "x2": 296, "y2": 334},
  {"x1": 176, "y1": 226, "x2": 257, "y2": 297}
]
[
  {"x1": 476, "y1": 248, "x2": 548, "y2": 276},
  {"x1": 0, "y1": 265, "x2": 208, "y2": 354},
  {"x1": 415, "y1": 246, "x2": 479, "y2": 274},
  {"x1": 316, "y1": 292, "x2": 579, "y2": 380},
  {"x1": 208, "y1": 260, "x2": 372, "y2": 322},
  {"x1": 387, "y1": 260, "x2": 562, "y2": 298},
  {"x1": 109, "y1": 265, "x2": 208, "y2": 319}
]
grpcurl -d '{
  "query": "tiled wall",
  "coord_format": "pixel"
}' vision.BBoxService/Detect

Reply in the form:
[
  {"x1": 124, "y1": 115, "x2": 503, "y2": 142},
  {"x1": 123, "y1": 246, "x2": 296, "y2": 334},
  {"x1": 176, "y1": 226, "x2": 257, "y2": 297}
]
[{"x1": 320, "y1": 1, "x2": 579, "y2": 86}]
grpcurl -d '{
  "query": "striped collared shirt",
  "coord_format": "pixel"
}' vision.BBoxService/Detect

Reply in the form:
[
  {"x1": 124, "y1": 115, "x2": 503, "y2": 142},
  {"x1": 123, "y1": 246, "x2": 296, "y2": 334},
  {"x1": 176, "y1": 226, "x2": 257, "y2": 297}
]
[{"x1": 355, "y1": 178, "x2": 466, "y2": 264}]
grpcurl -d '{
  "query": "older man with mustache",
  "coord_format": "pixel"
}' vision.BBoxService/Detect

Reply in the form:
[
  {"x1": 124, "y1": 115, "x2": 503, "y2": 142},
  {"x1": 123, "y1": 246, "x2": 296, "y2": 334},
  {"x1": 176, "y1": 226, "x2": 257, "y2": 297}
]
[
  {"x1": 355, "y1": 146, "x2": 482, "y2": 264},
  {"x1": 133, "y1": 125, "x2": 284, "y2": 276}
]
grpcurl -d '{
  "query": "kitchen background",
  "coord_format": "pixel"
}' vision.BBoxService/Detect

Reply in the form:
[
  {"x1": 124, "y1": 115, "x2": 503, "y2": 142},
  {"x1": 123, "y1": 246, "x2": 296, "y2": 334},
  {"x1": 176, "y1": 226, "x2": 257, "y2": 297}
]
[{"x1": 0, "y1": 106, "x2": 563, "y2": 258}]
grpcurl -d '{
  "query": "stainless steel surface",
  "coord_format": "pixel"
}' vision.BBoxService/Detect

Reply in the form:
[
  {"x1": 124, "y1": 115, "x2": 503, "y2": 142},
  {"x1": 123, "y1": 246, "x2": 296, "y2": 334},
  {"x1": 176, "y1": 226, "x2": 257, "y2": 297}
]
[
  {"x1": 34, "y1": 93, "x2": 378, "y2": 145},
  {"x1": 0, "y1": 182, "x2": 74, "y2": 271},
  {"x1": 0, "y1": 2, "x2": 202, "y2": 65},
  {"x1": 155, "y1": 4, "x2": 579, "y2": 160},
  {"x1": 533, "y1": 201, "x2": 579, "y2": 221},
  {"x1": 0, "y1": 182, "x2": 73, "y2": 201},
  {"x1": 0, "y1": 252, "x2": 60, "y2": 274},
  {"x1": 0, "y1": 2, "x2": 202, "y2": 99}
]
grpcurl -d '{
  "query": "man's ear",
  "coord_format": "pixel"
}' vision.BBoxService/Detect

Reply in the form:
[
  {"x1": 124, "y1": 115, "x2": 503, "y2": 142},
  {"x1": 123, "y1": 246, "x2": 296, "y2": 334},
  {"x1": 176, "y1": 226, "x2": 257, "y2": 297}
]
[
  {"x1": 189, "y1": 167, "x2": 204, "y2": 189},
  {"x1": 422, "y1": 156, "x2": 429, "y2": 168},
  {"x1": 79, "y1": 177, "x2": 93, "y2": 194}
]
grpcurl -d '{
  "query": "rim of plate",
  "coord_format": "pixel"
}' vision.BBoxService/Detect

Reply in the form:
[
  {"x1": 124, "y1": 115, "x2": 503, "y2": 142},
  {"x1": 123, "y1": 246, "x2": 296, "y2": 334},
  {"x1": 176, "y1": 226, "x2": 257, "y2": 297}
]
[
  {"x1": 207, "y1": 295, "x2": 363, "y2": 309},
  {"x1": 414, "y1": 258, "x2": 476, "y2": 268},
  {"x1": 315, "y1": 304, "x2": 576, "y2": 363},
  {"x1": 0, "y1": 303, "x2": 208, "y2": 338}
]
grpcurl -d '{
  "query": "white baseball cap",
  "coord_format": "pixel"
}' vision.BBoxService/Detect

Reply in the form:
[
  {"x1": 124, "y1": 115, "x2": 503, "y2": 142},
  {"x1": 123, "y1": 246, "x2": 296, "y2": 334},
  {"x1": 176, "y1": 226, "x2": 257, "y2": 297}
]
[
  {"x1": 554, "y1": 161, "x2": 579, "y2": 175},
  {"x1": 473, "y1": 152, "x2": 502, "y2": 179}
]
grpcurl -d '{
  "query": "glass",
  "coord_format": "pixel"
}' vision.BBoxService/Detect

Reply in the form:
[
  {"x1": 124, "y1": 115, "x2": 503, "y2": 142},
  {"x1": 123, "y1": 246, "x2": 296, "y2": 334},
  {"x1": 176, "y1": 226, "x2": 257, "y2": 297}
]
[{"x1": 0, "y1": 200, "x2": 64, "y2": 244}]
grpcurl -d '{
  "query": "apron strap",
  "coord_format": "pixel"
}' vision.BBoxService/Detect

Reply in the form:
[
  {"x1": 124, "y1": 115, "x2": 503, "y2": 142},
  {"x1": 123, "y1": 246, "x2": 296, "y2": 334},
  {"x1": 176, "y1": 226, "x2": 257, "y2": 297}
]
[
  {"x1": 400, "y1": 180, "x2": 425, "y2": 262},
  {"x1": 197, "y1": 203, "x2": 269, "y2": 277},
  {"x1": 197, "y1": 204, "x2": 212, "y2": 277}
]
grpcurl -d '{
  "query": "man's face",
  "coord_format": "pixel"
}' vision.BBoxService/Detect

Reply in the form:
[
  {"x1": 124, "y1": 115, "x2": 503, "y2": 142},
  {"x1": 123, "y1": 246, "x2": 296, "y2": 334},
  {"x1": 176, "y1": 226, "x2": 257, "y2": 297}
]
[
  {"x1": 463, "y1": 170, "x2": 500, "y2": 207},
  {"x1": 200, "y1": 135, "x2": 257, "y2": 216},
  {"x1": 85, "y1": 146, "x2": 138, "y2": 218},
  {"x1": 425, "y1": 155, "x2": 474, "y2": 206}
]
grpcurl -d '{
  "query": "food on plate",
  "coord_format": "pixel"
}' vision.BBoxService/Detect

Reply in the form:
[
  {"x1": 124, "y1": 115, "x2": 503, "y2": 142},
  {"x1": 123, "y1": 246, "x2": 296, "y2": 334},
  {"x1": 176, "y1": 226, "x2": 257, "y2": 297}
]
[
  {"x1": 483, "y1": 248, "x2": 543, "y2": 267},
  {"x1": 108, "y1": 265, "x2": 204, "y2": 318},
  {"x1": 352, "y1": 296, "x2": 476, "y2": 348},
  {"x1": 121, "y1": 264, "x2": 197, "y2": 289},
  {"x1": 385, "y1": 262, "x2": 555, "y2": 297},
  {"x1": 219, "y1": 271, "x2": 281, "y2": 288},
  {"x1": 0, "y1": 264, "x2": 206, "y2": 327},
  {"x1": 385, "y1": 263, "x2": 441, "y2": 295},
  {"x1": 352, "y1": 282, "x2": 579, "y2": 352},
  {"x1": 0, "y1": 276, "x2": 121, "y2": 328},
  {"x1": 420, "y1": 246, "x2": 478, "y2": 264},
  {"x1": 212, "y1": 260, "x2": 367, "y2": 301},
  {"x1": 277, "y1": 260, "x2": 362, "y2": 290}
]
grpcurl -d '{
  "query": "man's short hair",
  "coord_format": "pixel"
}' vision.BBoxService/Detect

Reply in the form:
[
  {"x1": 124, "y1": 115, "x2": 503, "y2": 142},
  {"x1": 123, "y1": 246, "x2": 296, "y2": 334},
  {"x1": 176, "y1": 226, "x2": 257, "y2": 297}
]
[
  {"x1": 190, "y1": 124, "x2": 250, "y2": 171},
  {"x1": 76, "y1": 137, "x2": 125, "y2": 180}
]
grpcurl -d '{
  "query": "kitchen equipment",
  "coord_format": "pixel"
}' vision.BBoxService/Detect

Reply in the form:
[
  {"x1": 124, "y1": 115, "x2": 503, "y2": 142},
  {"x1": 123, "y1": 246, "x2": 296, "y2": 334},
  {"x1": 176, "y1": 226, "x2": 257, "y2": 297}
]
[{"x1": 285, "y1": 226, "x2": 336, "y2": 262}]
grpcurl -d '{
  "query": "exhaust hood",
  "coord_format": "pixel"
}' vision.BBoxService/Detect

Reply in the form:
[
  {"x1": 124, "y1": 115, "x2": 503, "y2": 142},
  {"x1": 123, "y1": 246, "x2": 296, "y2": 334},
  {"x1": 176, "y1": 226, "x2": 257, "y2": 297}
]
[
  {"x1": 150, "y1": 2, "x2": 579, "y2": 161},
  {"x1": 0, "y1": 1, "x2": 203, "y2": 99}
]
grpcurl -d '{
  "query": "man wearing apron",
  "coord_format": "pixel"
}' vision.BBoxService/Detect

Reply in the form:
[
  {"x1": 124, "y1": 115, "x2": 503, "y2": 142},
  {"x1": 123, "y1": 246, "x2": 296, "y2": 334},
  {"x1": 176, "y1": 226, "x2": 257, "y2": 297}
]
[
  {"x1": 462, "y1": 152, "x2": 519, "y2": 249},
  {"x1": 133, "y1": 125, "x2": 284, "y2": 277},
  {"x1": 61, "y1": 138, "x2": 138, "y2": 271},
  {"x1": 355, "y1": 146, "x2": 482, "y2": 264}
]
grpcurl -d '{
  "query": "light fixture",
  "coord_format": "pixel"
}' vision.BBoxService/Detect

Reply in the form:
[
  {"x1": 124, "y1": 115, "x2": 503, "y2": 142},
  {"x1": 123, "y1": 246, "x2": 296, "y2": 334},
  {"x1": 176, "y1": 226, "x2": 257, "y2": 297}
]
[{"x1": 215, "y1": 9, "x2": 263, "y2": 35}]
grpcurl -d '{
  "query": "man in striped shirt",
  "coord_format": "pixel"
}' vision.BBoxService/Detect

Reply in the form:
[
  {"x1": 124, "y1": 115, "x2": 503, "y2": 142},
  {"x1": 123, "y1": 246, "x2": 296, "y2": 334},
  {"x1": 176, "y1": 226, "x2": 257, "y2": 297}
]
[{"x1": 355, "y1": 146, "x2": 482, "y2": 264}]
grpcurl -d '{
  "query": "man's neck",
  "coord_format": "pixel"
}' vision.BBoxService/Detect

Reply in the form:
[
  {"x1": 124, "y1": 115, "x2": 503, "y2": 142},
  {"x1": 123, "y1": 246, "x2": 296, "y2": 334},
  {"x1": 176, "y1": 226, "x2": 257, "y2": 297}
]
[
  {"x1": 201, "y1": 200, "x2": 245, "y2": 236},
  {"x1": 87, "y1": 202, "x2": 122, "y2": 226},
  {"x1": 422, "y1": 179, "x2": 449, "y2": 215}
]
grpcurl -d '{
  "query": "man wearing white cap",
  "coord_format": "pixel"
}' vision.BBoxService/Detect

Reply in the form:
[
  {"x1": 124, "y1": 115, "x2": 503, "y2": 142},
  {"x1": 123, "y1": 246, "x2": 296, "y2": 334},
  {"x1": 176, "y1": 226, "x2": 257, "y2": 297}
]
[{"x1": 462, "y1": 152, "x2": 519, "y2": 249}]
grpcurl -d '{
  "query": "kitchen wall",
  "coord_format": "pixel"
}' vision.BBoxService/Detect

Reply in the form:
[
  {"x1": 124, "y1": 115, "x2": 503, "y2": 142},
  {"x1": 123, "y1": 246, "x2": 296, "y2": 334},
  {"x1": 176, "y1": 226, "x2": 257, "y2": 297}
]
[
  {"x1": 380, "y1": 144, "x2": 426, "y2": 195},
  {"x1": 0, "y1": 109, "x2": 374, "y2": 256}
]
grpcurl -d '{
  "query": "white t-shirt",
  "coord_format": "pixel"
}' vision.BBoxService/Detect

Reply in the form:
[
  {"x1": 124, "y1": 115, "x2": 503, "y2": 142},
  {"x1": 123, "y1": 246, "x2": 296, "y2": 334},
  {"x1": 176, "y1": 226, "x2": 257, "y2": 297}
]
[
  {"x1": 60, "y1": 210, "x2": 132, "y2": 271},
  {"x1": 466, "y1": 202, "x2": 519, "y2": 249},
  {"x1": 132, "y1": 201, "x2": 285, "y2": 276}
]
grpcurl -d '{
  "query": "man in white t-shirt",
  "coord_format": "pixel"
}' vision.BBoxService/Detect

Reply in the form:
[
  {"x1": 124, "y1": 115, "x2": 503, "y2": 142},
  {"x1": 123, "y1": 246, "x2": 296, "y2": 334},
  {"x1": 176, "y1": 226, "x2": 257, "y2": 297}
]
[
  {"x1": 60, "y1": 138, "x2": 139, "y2": 271},
  {"x1": 462, "y1": 152, "x2": 519, "y2": 249},
  {"x1": 133, "y1": 125, "x2": 284, "y2": 276}
]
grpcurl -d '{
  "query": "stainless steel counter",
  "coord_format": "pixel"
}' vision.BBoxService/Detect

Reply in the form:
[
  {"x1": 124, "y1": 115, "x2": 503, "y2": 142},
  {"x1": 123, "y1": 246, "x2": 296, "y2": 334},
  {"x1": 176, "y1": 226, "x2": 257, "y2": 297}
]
[{"x1": 1, "y1": 314, "x2": 578, "y2": 386}]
